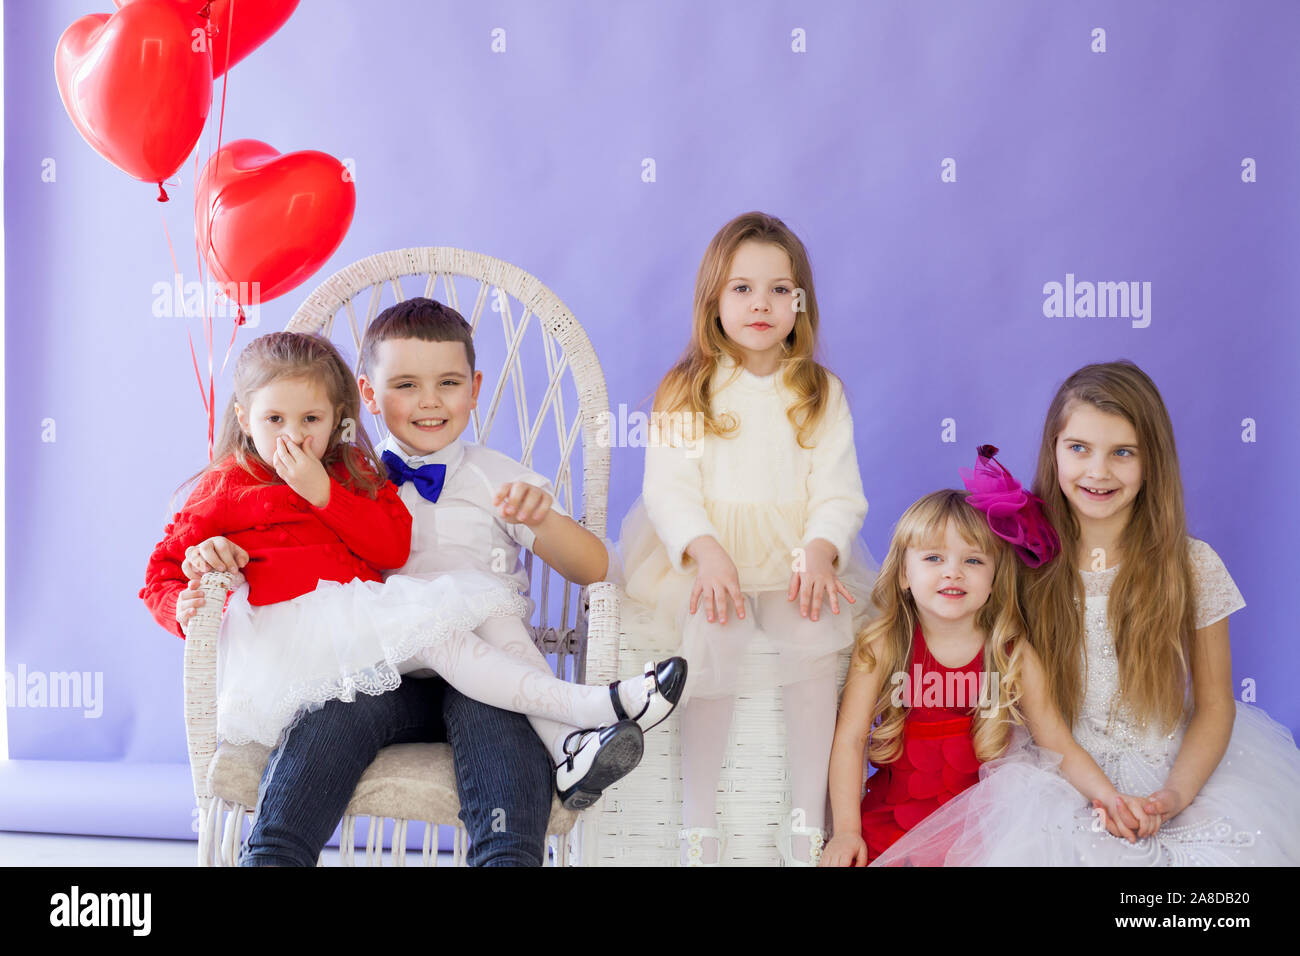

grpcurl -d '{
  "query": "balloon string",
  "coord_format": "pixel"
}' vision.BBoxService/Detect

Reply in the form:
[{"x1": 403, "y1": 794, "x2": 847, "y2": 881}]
[
  {"x1": 216, "y1": 0, "x2": 232, "y2": 153},
  {"x1": 162, "y1": 212, "x2": 216, "y2": 458},
  {"x1": 211, "y1": 0, "x2": 239, "y2": 378}
]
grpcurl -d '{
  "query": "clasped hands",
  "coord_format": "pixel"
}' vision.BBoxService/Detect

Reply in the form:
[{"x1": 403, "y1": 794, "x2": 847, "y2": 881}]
[{"x1": 1091, "y1": 786, "x2": 1185, "y2": 844}]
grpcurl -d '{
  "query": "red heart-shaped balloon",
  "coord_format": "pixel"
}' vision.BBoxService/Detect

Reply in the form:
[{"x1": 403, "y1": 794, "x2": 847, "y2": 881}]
[
  {"x1": 113, "y1": 0, "x2": 300, "y2": 78},
  {"x1": 196, "y1": 139, "x2": 356, "y2": 304},
  {"x1": 55, "y1": 1, "x2": 213, "y2": 186}
]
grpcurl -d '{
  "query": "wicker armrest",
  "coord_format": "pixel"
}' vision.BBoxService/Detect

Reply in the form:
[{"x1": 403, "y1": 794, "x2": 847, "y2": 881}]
[
  {"x1": 183, "y1": 570, "x2": 236, "y2": 800},
  {"x1": 582, "y1": 579, "x2": 622, "y2": 686}
]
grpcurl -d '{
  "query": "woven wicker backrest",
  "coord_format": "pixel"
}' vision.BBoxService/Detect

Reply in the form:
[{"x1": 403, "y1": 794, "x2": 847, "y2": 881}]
[{"x1": 286, "y1": 247, "x2": 611, "y2": 672}]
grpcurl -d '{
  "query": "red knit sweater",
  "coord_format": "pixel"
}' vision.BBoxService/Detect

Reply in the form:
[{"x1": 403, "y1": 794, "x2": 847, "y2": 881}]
[{"x1": 141, "y1": 452, "x2": 412, "y2": 638}]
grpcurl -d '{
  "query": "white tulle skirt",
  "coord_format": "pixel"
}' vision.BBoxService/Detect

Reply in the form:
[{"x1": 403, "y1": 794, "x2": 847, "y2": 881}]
[
  {"x1": 216, "y1": 571, "x2": 530, "y2": 748},
  {"x1": 870, "y1": 702, "x2": 1300, "y2": 866}
]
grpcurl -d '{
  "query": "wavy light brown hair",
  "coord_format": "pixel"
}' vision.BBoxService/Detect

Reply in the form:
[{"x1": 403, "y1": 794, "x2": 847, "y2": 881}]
[
  {"x1": 853, "y1": 490, "x2": 1027, "y2": 765},
  {"x1": 173, "y1": 332, "x2": 387, "y2": 508},
  {"x1": 653, "y1": 211, "x2": 836, "y2": 447},
  {"x1": 1021, "y1": 360, "x2": 1196, "y2": 732}
]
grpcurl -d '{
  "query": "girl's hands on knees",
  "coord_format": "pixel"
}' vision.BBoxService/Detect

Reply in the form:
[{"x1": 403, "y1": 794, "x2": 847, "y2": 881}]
[
  {"x1": 274, "y1": 435, "x2": 331, "y2": 508},
  {"x1": 788, "y1": 538, "x2": 855, "y2": 622},
  {"x1": 685, "y1": 536, "x2": 745, "y2": 624},
  {"x1": 819, "y1": 831, "x2": 868, "y2": 867},
  {"x1": 184, "y1": 536, "x2": 249, "y2": 590}
]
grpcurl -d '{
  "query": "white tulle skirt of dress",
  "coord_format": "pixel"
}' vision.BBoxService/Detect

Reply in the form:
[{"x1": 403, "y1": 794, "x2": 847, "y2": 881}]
[
  {"x1": 870, "y1": 702, "x2": 1300, "y2": 866},
  {"x1": 216, "y1": 570, "x2": 530, "y2": 748}
]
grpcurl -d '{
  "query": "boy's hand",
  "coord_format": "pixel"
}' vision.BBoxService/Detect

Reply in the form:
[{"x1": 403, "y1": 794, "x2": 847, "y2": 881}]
[
  {"x1": 275, "y1": 435, "x2": 332, "y2": 509},
  {"x1": 184, "y1": 536, "x2": 249, "y2": 581},
  {"x1": 494, "y1": 481, "x2": 552, "y2": 527}
]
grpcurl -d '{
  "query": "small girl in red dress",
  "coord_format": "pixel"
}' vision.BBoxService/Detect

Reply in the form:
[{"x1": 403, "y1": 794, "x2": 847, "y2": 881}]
[{"x1": 822, "y1": 446, "x2": 1155, "y2": 866}]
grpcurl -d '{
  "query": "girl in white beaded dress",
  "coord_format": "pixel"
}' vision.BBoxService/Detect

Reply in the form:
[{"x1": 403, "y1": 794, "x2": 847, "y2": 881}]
[
  {"x1": 618, "y1": 211, "x2": 878, "y2": 865},
  {"x1": 871, "y1": 360, "x2": 1300, "y2": 865}
]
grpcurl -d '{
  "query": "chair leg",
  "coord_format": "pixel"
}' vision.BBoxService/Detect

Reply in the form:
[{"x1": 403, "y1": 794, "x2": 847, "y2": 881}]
[
  {"x1": 580, "y1": 816, "x2": 600, "y2": 867},
  {"x1": 221, "y1": 804, "x2": 247, "y2": 866},
  {"x1": 453, "y1": 825, "x2": 467, "y2": 866},
  {"x1": 365, "y1": 816, "x2": 380, "y2": 866},
  {"x1": 340, "y1": 814, "x2": 355, "y2": 866},
  {"x1": 394, "y1": 818, "x2": 408, "y2": 867},
  {"x1": 195, "y1": 797, "x2": 215, "y2": 867}
]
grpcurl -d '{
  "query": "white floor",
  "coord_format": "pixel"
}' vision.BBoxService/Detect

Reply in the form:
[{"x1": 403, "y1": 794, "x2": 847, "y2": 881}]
[{"x1": 0, "y1": 830, "x2": 455, "y2": 866}]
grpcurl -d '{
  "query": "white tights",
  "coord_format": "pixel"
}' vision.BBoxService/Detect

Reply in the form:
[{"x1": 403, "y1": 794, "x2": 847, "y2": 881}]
[
  {"x1": 678, "y1": 593, "x2": 842, "y2": 864},
  {"x1": 404, "y1": 616, "x2": 611, "y2": 763}
]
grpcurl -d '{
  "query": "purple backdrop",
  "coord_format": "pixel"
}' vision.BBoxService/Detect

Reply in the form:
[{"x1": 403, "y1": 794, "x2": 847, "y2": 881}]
[{"x1": 5, "y1": 0, "x2": 1298, "y2": 838}]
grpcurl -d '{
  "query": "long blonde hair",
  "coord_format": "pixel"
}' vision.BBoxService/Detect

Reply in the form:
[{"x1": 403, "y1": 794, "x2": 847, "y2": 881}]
[
  {"x1": 1021, "y1": 360, "x2": 1196, "y2": 732},
  {"x1": 172, "y1": 332, "x2": 387, "y2": 508},
  {"x1": 653, "y1": 211, "x2": 836, "y2": 448},
  {"x1": 855, "y1": 490, "x2": 1027, "y2": 765}
]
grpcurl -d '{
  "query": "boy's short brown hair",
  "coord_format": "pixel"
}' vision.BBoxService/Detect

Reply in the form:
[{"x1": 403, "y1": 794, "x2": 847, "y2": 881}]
[{"x1": 360, "y1": 297, "x2": 476, "y2": 376}]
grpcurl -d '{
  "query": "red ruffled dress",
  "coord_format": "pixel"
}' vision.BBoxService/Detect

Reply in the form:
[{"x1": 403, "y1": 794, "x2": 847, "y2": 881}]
[{"x1": 859, "y1": 622, "x2": 984, "y2": 861}]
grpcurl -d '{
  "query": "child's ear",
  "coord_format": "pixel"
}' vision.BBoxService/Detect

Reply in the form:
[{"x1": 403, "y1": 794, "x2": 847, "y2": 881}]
[
  {"x1": 234, "y1": 403, "x2": 249, "y2": 434},
  {"x1": 356, "y1": 374, "x2": 379, "y2": 414},
  {"x1": 471, "y1": 369, "x2": 483, "y2": 406}
]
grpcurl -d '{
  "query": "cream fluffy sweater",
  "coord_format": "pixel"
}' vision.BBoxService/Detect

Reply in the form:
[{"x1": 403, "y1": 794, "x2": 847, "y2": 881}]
[{"x1": 634, "y1": 354, "x2": 868, "y2": 594}]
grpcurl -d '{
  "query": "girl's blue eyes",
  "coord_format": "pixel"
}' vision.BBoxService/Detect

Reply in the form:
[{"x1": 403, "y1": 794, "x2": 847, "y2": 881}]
[
  {"x1": 267, "y1": 415, "x2": 320, "y2": 423},
  {"x1": 732, "y1": 285, "x2": 790, "y2": 294},
  {"x1": 1068, "y1": 443, "x2": 1133, "y2": 457},
  {"x1": 923, "y1": 555, "x2": 984, "y2": 564}
]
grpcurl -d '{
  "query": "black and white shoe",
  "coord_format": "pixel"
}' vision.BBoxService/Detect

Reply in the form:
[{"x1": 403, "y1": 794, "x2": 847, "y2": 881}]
[
  {"x1": 609, "y1": 657, "x2": 688, "y2": 734},
  {"x1": 555, "y1": 720, "x2": 645, "y2": 811}
]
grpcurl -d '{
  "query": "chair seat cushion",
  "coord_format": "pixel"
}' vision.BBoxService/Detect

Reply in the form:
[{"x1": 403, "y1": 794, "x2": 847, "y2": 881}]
[{"x1": 208, "y1": 741, "x2": 578, "y2": 835}]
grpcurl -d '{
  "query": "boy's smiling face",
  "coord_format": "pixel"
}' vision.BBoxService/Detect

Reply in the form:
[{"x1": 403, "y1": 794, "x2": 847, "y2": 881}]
[{"x1": 359, "y1": 337, "x2": 482, "y2": 456}]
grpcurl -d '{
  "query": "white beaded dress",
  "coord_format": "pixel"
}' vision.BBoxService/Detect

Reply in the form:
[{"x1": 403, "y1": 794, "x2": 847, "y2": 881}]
[{"x1": 869, "y1": 537, "x2": 1300, "y2": 866}]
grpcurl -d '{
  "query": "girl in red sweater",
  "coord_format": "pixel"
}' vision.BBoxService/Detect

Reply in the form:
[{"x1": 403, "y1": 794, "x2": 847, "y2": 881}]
[{"x1": 144, "y1": 332, "x2": 684, "y2": 806}]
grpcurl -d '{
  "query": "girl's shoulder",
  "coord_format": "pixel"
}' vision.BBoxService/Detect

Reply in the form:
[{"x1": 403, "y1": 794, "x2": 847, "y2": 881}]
[
  {"x1": 190, "y1": 456, "x2": 246, "y2": 496},
  {"x1": 1185, "y1": 536, "x2": 1246, "y2": 630},
  {"x1": 820, "y1": 367, "x2": 849, "y2": 405}
]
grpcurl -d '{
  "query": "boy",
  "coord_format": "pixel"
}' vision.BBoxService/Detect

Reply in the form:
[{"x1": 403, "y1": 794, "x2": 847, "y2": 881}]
[{"x1": 358, "y1": 297, "x2": 683, "y2": 801}]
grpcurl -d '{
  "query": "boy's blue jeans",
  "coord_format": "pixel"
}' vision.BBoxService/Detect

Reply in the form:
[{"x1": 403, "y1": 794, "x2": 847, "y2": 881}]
[{"x1": 238, "y1": 676, "x2": 555, "y2": 866}]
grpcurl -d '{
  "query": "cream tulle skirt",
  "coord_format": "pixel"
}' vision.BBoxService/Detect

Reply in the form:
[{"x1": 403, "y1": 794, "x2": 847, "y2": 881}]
[{"x1": 616, "y1": 495, "x2": 879, "y2": 698}]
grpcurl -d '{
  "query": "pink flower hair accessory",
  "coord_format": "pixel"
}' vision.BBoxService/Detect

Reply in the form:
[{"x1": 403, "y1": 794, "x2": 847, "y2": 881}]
[{"x1": 958, "y1": 444, "x2": 1061, "y2": 568}]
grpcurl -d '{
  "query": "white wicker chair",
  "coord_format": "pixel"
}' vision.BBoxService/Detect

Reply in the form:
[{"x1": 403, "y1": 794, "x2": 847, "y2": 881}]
[{"x1": 182, "y1": 247, "x2": 620, "y2": 866}]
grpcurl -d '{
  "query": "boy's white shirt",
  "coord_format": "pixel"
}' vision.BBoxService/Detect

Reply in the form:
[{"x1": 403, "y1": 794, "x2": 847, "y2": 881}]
[{"x1": 374, "y1": 432, "x2": 569, "y2": 594}]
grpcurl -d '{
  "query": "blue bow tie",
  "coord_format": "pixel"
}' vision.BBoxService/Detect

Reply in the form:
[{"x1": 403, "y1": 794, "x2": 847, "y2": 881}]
[{"x1": 382, "y1": 450, "x2": 447, "y2": 503}]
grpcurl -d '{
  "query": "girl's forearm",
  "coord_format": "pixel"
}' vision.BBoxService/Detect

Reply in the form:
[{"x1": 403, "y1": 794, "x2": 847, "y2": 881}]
[
  {"x1": 1057, "y1": 743, "x2": 1123, "y2": 804},
  {"x1": 1163, "y1": 701, "x2": 1234, "y2": 811},
  {"x1": 827, "y1": 741, "x2": 866, "y2": 835}
]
